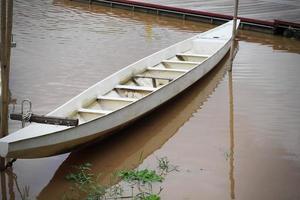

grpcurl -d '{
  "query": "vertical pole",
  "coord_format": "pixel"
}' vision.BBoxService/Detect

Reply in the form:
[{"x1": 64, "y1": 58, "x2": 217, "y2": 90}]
[
  {"x1": 229, "y1": 0, "x2": 239, "y2": 72},
  {"x1": 0, "y1": 0, "x2": 8, "y2": 178},
  {"x1": 1, "y1": 0, "x2": 13, "y2": 138},
  {"x1": 6, "y1": 0, "x2": 13, "y2": 75},
  {"x1": 1, "y1": 0, "x2": 8, "y2": 138}
]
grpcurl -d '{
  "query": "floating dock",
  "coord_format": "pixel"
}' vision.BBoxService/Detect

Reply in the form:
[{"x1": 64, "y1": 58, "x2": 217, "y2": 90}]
[{"x1": 75, "y1": 0, "x2": 300, "y2": 38}]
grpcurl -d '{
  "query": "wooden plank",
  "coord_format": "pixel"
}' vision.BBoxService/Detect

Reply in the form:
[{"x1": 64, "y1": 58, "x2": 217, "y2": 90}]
[
  {"x1": 131, "y1": 77, "x2": 141, "y2": 86},
  {"x1": 176, "y1": 53, "x2": 210, "y2": 58},
  {"x1": 147, "y1": 67, "x2": 189, "y2": 73},
  {"x1": 133, "y1": 74, "x2": 173, "y2": 87},
  {"x1": 133, "y1": 74, "x2": 173, "y2": 81},
  {"x1": 78, "y1": 108, "x2": 112, "y2": 115},
  {"x1": 115, "y1": 84, "x2": 156, "y2": 92},
  {"x1": 162, "y1": 60, "x2": 200, "y2": 65},
  {"x1": 97, "y1": 95, "x2": 137, "y2": 102},
  {"x1": 176, "y1": 54, "x2": 210, "y2": 61},
  {"x1": 10, "y1": 113, "x2": 79, "y2": 127}
]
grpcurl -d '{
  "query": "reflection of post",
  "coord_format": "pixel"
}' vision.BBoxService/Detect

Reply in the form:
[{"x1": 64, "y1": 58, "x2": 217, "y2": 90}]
[
  {"x1": 145, "y1": 22, "x2": 153, "y2": 42},
  {"x1": 0, "y1": 158, "x2": 7, "y2": 200},
  {"x1": 228, "y1": 70, "x2": 235, "y2": 199},
  {"x1": 7, "y1": 166, "x2": 15, "y2": 199}
]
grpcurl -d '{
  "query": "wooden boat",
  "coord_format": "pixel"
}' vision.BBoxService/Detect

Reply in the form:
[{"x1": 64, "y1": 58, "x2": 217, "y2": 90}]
[{"x1": 0, "y1": 20, "x2": 239, "y2": 158}]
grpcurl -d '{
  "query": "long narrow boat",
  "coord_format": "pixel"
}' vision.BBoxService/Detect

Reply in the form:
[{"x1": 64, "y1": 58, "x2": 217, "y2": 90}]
[{"x1": 0, "y1": 20, "x2": 239, "y2": 158}]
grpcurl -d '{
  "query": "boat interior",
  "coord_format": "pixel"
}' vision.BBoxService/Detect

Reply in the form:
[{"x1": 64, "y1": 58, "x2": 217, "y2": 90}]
[
  {"x1": 73, "y1": 50, "x2": 211, "y2": 124},
  {"x1": 47, "y1": 21, "x2": 234, "y2": 125}
]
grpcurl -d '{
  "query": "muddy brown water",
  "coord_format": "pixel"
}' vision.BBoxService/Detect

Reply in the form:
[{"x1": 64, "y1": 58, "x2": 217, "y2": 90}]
[{"x1": 1, "y1": 0, "x2": 300, "y2": 199}]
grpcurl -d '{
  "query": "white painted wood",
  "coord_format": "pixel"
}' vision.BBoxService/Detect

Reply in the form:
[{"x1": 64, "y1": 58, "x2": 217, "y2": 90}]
[
  {"x1": 78, "y1": 108, "x2": 112, "y2": 115},
  {"x1": 115, "y1": 85, "x2": 156, "y2": 92},
  {"x1": 162, "y1": 60, "x2": 201, "y2": 65},
  {"x1": 133, "y1": 75, "x2": 173, "y2": 81},
  {"x1": 0, "y1": 20, "x2": 240, "y2": 158},
  {"x1": 176, "y1": 53, "x2": 210, "y2": 58},
  {"x1": 147, "y1": 67, "x2": 189, "y2": 73},
  {"x1": 97, "y1": 95, "x2": 137, "y2": 102}
]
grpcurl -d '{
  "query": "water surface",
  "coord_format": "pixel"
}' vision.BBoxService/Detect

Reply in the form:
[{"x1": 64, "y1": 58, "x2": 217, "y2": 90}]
[{"x1": 1, "y1": 0, "x2": 300, "y2": 199}]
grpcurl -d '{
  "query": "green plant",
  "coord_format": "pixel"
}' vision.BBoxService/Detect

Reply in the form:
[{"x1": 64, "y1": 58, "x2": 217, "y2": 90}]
[
  {"x1": 64, "y1": 157, "x2": 177, "y2": 200},
  {"x1": 65, "y1": 163, "x2": 93, "y2": 186},
  {"x1": 64, "y1": 163, "x2": 107, "y2": 199},
  {"x1": 136, "y1": 193, "x2": 161, "y2": 200},
  {"x1": 118, "y1": 169, "x2": 163, "y2": 184},
  {"x1": 106, "y1": 184, "x2": 124, "y2": 199},
  {"x1": 157, "y1": 157, "x2": 179, "y2": 175},
  {"x1": 143, "y1": 194, "x2": 161, "y2": 200}
]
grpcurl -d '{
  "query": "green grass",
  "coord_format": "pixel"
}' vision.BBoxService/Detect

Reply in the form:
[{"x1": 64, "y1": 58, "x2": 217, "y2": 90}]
[
  {"x1": 65, "y1": 163, "x2": 94, "y2": 185},
  {"x1": 64, "y1": 157, "x2": 177, "y2": 200},
  {"x1": 118, "y1": 169, "x2": 163, "y2": 184}
]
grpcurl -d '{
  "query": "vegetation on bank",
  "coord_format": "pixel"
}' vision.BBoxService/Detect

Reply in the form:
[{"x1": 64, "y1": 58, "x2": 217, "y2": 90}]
[{"x1": 63, "y1": 157, "x2": 178, "y2": 200}]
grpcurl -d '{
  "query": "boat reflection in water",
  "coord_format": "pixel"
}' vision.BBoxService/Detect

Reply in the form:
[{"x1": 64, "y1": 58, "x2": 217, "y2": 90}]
[{"x1": 37, "y1": 51, "x2": 232, "y2": 199}]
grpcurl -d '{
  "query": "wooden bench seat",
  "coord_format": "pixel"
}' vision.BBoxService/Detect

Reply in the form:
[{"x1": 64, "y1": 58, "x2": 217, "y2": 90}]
[
  {"x1": 115, "y1": 84, "x2": 156, "y2": 92},
  {"x1": 78, "y1": 108, "x2": 112, "y2": 115},
  {"x1": 147, "y1": 67, "x2": 189, "y2": 73},
  {"x1": 97, "y1": 95, "x2": 137, "y2": 102},
  {"x1": 176, "y1": 53, "x2": 210, "y2": 58},
  {"x1": 162, "y1": 60, "x2": 201, "y2": 65}
]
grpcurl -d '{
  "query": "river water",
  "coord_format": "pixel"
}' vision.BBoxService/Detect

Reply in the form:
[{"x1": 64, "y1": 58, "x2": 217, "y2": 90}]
[{"x1": 1, "y1": 0, "x2": 300, "y2": 199}]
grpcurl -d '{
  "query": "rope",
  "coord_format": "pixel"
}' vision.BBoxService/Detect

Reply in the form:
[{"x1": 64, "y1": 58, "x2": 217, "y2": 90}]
[
  {"x1": 22, "y1": 111, "x2": 32, "y2": 123},
  {"x1": 21, "y1": 99, "x2": 33, "y2": 127}
]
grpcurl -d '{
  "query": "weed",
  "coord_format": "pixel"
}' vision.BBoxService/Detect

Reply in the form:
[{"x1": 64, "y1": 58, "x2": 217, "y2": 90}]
[
  {"x1": 64, "y1": 163, "x2": 107, "y2": 199},
  {"x1": 136, "y1": 193, "x2": 161, "y2": 200},
  {"x1": 118, "y1": 169, "x2": 163, "y2": 184},
  {"x1": 65, "y1": 163, "x2": 93, "y2": 186},
  {"x1": 64, "y1": 157, "x2": 177, "y2": 200},
  {"x1": 157, "y1": 157, "x2": 179, "y2": 175}
]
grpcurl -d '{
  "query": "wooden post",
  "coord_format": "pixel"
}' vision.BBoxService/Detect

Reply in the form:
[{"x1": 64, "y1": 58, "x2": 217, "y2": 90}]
[
  {"x1": 229, "y1": 0, "x2": 239, "y2": 72},
  {"x1": 1, "y1": 0, "x2": 13, "y2": 138},
  {"x1": 1, "y1": 0, "x2": 8, "y2": 138}
]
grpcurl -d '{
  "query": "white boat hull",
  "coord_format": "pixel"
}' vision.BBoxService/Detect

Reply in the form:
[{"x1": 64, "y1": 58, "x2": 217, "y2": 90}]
[{"x1": 0, "y1": 20, "x2": 239, "y2": 158}]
